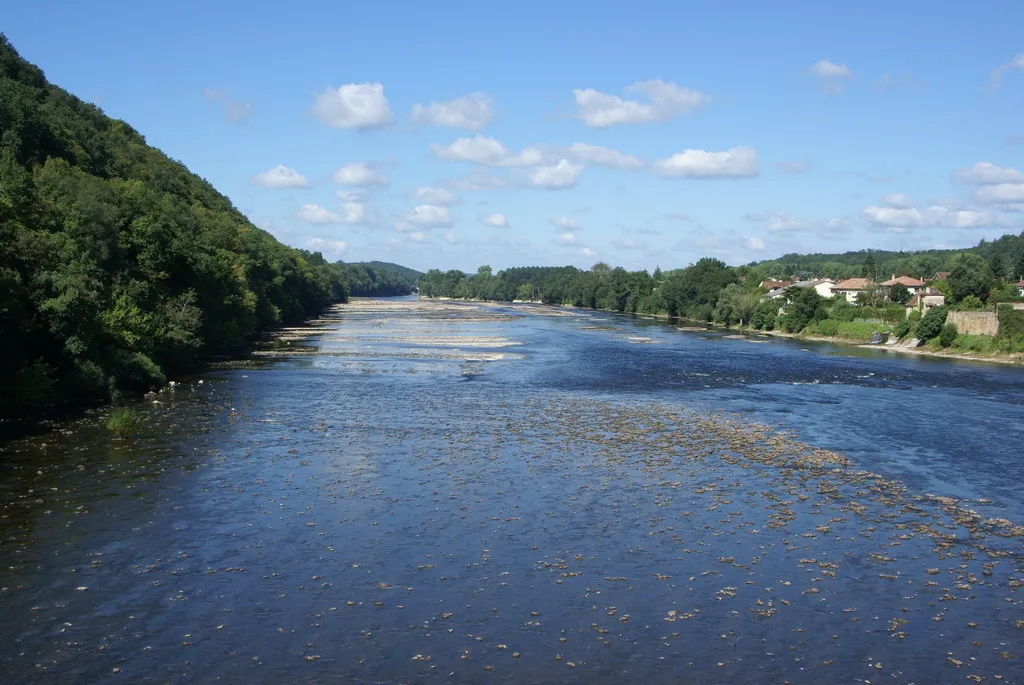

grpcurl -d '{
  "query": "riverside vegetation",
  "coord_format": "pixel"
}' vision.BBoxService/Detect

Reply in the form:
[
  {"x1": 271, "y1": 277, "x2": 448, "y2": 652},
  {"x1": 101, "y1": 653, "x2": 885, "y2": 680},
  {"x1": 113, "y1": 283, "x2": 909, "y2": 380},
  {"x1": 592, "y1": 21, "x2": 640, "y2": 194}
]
[
  {"x1": 0, "y1": 36, "x2": 355, "y2": 420},
  {"x1": 420, "y1": 247, "x2": 1024, "y2": 356}
]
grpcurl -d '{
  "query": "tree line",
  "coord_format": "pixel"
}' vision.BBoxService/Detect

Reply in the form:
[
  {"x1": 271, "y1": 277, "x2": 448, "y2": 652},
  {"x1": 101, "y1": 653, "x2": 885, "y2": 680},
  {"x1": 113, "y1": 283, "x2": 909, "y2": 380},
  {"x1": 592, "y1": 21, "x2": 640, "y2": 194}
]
[
  {"x1": 0, "y1": 35, "x2": 349, "y2": 420},
  {"x1": 341, "y1": 261, "x2": 420, "y2": 297},
  {"x1": 419, "y1": 244, "x2": 1024, "y2": 337}
]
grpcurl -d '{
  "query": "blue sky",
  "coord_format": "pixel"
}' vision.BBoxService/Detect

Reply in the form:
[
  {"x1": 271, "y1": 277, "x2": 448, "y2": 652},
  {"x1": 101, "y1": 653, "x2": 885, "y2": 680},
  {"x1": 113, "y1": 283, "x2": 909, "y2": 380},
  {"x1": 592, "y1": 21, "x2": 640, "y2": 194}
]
[{"x1": 4, "y1": 0, "x2": 1024, "y2": 272}]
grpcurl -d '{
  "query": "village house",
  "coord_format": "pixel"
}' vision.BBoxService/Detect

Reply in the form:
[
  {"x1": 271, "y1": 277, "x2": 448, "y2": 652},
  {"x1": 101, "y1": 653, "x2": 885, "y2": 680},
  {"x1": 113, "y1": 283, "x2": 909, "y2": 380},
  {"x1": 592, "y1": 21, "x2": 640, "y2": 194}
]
[
  {"x1": 1018, "y1": 279, "x2": 1024, "y2": 297},
  {"x1": 832, "y1": 277, "x2": 875, "y2": 303},
  {"x1": 789, "y1": 279, "x2": 835, "y2": 298},
  {"x1": 905, "y1": 287, "x2": 946, "y2": 316},
  {"x1": 932, "y1": 271, "x2": 950, "y2": 281},
  {"x1": 759, "y1": 279, "x2": 791, "y2": 290},
  {"x1": 880, "y1": 275, "x2": 925, "y2": 295}
]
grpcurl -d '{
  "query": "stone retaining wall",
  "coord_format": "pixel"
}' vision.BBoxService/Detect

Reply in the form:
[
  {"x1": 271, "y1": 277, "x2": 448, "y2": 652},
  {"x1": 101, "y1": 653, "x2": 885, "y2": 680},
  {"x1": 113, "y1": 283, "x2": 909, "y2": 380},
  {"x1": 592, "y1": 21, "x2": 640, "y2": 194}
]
[{"x1": 947, "y1": 311, "x2": 999, "y2": 336}]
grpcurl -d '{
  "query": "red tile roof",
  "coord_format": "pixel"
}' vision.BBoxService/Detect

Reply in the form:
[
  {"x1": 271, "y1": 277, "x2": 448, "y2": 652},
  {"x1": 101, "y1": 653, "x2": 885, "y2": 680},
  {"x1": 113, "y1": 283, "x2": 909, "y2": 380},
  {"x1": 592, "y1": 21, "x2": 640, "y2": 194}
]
[
  {"x1": 833, "y1": 278, "x2": 874, "y2": 291},
  {"x1": 880, "y1": 275, "x2": 925, "y2": 287}
]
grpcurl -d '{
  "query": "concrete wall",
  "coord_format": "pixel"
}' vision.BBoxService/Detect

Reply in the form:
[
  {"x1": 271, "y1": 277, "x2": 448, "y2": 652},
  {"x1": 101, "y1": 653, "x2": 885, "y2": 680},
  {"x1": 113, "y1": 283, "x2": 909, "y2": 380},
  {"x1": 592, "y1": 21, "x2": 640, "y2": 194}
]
[{"x1": 947, "y1": 311, "x2": 999, "y2": 336}]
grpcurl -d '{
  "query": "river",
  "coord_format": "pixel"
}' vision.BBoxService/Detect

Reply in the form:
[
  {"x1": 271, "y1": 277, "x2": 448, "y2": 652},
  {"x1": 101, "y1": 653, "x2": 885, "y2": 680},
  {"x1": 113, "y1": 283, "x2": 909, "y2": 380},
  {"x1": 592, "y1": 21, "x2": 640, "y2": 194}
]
[{"x1": 1, "y1": 297, "x2": 1022, "y2": 684}]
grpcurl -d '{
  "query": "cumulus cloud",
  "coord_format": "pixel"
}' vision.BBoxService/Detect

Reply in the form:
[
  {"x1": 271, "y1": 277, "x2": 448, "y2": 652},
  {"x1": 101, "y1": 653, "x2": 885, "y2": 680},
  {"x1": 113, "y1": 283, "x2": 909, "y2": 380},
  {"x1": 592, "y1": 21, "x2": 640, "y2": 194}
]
[
  {"x1": 481, "y1": 213, "x2": 508, "y2": 228},
  {"x1": 550, "y1": 217, "x2": 581, "y2": 230},
  {"x1": 953, "y1": 163, "x2": 1024, "y2": 212},
  {"x1": 578, "y1": 247, "x2": 597, "y2": 258},
  {"x1": 336, "y1": 189, "x2": 365, "y2": 203},
  {"x1": 401, "y1": 204, "x2": 454, "y2": 228},
  {"x1": 989, "y1": 54, "x2": 1024, "y2": 89},
  {"x1": 446, "y1": 169, "x2": 515, "y2": 191},
  {"x1": 311, "y1": 83, "x2": 392, "y2": 129},
  {"x1": 574, "y1": 79, "x2": 710, "y2": 128},
  {"x1": 652, "y1": 146, "x2": 758, "y2": 179},
  {"x1": 333, "y1": 162, "x2": 389, "y2": 186},
  {"x1": 252, "y1": 164, "x2": 310, "y2": 188},
  {"x1": 807, "y1": 60, "x2": 853, "y2": 93},
  {"x1": 412, "y1": 92, "x2": 494, "y2": 130},
  {"x1": 566, "y1": 142, "x2": 644, "y2": 170},
  {"x1": 304, "y1": 238, "x2": 347, "y2": 258},
  {"x1": 431, "y1": 135, "x2": 542, "y2": 166},
  {"x1": 745, "y1": 237, "x2": 766, "y2": 251},
  {"x1": 555, "y1": 232, "x2": 585, "y2": 246},
  {"x1": 765, "y1": 212, "x2": 807, "y2": 232},
  {"x1": 862, "y1": 203, "x2": 1006, "y2": 229},
  {"x1": 953, "y1": 162, "x2": 1024, "y2": 185},
  {"x1": 882, "y1": 193, "x2": 915, "y2": 209},
  {"x1": 296, "y1": 204, "x2": 343, "y2": 225},
  {"x1": 203, "y1": 88, "x2": 252, "y2": 123},
  {"x1": 528, "y1": 160, "x2": 582, "y2": 189},
  {"x1": 412, "y1": 186, "x2": 458, "y2": 205}
]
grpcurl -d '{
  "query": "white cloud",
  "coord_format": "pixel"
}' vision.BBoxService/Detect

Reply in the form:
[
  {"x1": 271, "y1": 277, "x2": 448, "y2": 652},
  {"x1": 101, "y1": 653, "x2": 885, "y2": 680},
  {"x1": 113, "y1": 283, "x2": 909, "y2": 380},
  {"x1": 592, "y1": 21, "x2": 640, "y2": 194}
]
[
  {"x1": 566, "y1": 143, "x2": 644, "y2": 170},
  {"x1": 550, "y1": 216, "x2": 581, "y2": 230},
  {"x1": 882, "y1": 193, "x2": 915, "y2": 209},
  {"x1": 652, "y1": 146, "x2": 758, "y2": 179},
  {"x1": 340, "y1": 202, "x2": 371, "y2": 225},
  {"x1": 744, "y1": 237, "x2": 766, "y2": 251},
  {"x1": 402, "y1": 204, "x2": 454, "y2": 228},
  {"x1": 203, "y1": 88, "x2": 252, "y2": 123},
  {"x1": 411, "y1": 92, "x2": 494, "y2": 130},
  {"x1": 555, "y1": 232, "x2": 584, "y2": 246},
  {"x1": 481, "y1": 213, "x2": 508, "y2": 228},
  {"x1": 333, "y1": 162, "x2": 389, "y2": 186},
  {"x1": 766, "y1": 212, "x2": 807, "y2": 232},
  {"x1": 863, "y1": 204, "x2": 1006, "y2": 229},
  {"x1": 336, "y1": 189, "x2": 365, "y2": 202},
  {"x1": 408, "y1": 231, "x2": 428, "y2": 242},
  {"x1": 808, "y1": 60, "x2": 853, "y2": 93},
  {"x1": 953, "y1": 162, "x2": 1024, "y2": 184},
  {"x1": 574, "y1": 79, "x2": 710, "y2": 128},
  {"x1": 528, "y1": 159, "x2": 582, "y2": 189},
  {"x1": 972, "y1": 183, "x2": 1024, "y2": 209},
  {"x1": 446, "y1": 169, "x2": 514, "y2": 191},
  {"x1": 578, "y1": 247, "x2": 597, "y2": 258},
  {"x1": 304, "y1": 238, "x2": 347, "y2": 258},
  {"x1": 252, "y1": 164, "x2": 310, "y2": 188},
  {"x1": 444, "y1": 231, "x2": 458, "y2": 244},
  {"x1": 989, "y1": 54, "x2": 1024, "y2": 89},
  {"x1": 311, "y1": 83, "x2": 392, "y2": 129},
  {"x1": 431, "y1": 135, "x2": 543, "y2": 166},
  {"x1": 775, "y1": 159, "x2": 812, "y2": 174},
  {"x1": 412, "y1": 186, "x2": 458, "y2": 205},
  {"x1": 296, "y1": 204, "x2": 343, "y2": 225}
]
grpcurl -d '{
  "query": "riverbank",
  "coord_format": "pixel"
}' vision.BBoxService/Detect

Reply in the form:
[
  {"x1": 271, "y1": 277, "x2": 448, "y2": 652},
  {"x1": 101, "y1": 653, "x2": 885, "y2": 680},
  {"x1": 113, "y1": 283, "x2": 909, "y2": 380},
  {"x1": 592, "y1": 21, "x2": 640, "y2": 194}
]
[{"x1": 424, "y1": 297, "x2": 1024, "y2": 367}]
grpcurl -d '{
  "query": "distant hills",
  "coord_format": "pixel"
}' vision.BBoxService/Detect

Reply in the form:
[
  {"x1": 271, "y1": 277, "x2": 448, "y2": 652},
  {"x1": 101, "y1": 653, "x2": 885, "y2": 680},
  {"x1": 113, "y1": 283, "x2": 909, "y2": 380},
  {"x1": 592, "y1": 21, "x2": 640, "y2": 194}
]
[
  {"x1": 340, "y1": 261, "x2": 423, "y2": 296},
  {"x1": 749, "y1": 233, "x2": 1024, "y2": 282}
]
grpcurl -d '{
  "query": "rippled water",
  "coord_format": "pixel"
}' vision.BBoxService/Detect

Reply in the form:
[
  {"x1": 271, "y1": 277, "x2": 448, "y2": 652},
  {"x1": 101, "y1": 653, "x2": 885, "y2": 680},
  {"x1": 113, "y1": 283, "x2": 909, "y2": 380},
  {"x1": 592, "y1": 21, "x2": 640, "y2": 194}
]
[{"x1": 2, "y1": 298, "x2": 1022, "y2": 684}]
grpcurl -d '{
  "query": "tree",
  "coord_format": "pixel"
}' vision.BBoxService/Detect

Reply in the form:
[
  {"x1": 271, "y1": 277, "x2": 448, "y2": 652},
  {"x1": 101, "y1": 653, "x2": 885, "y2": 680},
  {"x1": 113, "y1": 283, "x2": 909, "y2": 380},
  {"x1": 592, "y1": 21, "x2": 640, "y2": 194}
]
[
  {"x1": 990, "y1": 252, "x2": 1006, "y2": 283},
  {"x1": 948, "y1": 253, "x2": 992, "y2": 304},
  {"x1": 780, "y1": 287, "x2": 826, "y2": 333},
  {"x1": 713, "y1": 283, "x2": 758, "y2": 326},
  {"x1": 888, "y1": 283, "x2": 912, "y2": 305},
  {"x1": 916, "y1": 306, "x2": 947, "y2": 341},
  {"x1": 862, "y1": 252, "x2": 877, "y2": 281},
  {"x1": 939, "y1": 322, "x2": 958, "y2": 347}
]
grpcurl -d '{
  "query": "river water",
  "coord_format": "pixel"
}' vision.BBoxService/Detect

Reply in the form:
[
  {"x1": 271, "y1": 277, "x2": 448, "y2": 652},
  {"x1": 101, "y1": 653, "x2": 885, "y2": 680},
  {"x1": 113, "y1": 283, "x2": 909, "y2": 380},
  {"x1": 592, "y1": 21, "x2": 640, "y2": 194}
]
[{"x1": 2, "y1": 297, "x2": 1022, "y2": 684}]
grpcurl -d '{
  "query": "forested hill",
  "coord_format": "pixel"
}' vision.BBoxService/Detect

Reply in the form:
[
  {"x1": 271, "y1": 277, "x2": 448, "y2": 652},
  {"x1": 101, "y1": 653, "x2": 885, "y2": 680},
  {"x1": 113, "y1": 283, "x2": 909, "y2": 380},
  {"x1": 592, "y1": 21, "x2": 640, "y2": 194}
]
[
  {"x1": 0, "y1": 35, "x2": 348, "y2": 420},
  {"x1": 751, "y1": 233, "x2": 1024, "y2": 281},
  {"x1": 341, "y1": 261, "x2": 422, "y2": 296}
]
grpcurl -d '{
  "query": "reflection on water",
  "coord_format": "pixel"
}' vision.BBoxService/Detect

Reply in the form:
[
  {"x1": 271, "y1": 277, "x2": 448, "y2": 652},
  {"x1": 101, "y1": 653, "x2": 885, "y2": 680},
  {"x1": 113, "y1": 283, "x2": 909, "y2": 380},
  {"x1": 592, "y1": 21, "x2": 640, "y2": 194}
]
[{"x1": 1, "y1": 298, "x2": 1022, "y2": 684}]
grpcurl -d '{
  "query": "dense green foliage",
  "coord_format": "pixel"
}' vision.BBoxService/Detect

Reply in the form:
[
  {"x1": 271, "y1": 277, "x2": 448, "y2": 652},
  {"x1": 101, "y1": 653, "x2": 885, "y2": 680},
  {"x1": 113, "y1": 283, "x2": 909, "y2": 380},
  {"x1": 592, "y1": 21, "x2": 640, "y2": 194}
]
[
  {"x1": 916, "y1": 306, "x2": 949, "y2": 341},
  {"x1": 0, "y1": 36, "x2": 348, "y2": 419},
  {"x1": 893, "y1": 320, "x2": 912, "y2": 339},
  {"x1": 342, "y1": 261, "x2": 420, "y2": 296},
  {"x1": 939, "y1": 323, "x2": 959, "y2": 348},
  {"x1": 997, "y1": 305, "x2": 1024, "y2": 338},
  {"x1": 105, "y1": 406, "x2": 142, "y2": 437},
  {"x1": 750, "y1": 233, "x2": 1024, "y2": 284}
]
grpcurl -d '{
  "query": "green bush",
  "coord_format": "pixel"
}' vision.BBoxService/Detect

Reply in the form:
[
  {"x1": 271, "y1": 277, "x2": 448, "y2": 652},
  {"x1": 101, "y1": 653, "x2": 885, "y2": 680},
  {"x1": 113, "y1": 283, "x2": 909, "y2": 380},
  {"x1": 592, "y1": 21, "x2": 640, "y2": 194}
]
[
  {"x1": 997, "y1": 304, "x2": 1024, "y2": 338},
  {"x1": 815, "y1": 319, "x2": 840, "y2": 336},
  {"x1": 916, "y1": 306, "x2": 948, "y2": 341},
  {"x1": 939, "y1": 323, "x2": 958, "y2": 347},
  {"x1": 106, "y1": 406, "x2": 142, "y2": 437},
  {"x1": 893, "y1": 320, "x2": 911, "y2": 339}
]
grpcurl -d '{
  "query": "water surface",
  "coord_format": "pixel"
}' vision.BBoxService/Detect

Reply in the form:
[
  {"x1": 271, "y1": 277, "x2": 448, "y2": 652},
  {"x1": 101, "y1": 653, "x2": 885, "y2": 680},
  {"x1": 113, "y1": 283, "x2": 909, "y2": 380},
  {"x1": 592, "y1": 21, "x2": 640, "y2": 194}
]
[{"x1": 2, "y1": 298, "x2": 1021, "y2": 684}]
